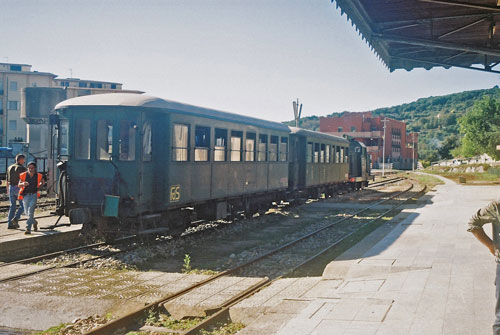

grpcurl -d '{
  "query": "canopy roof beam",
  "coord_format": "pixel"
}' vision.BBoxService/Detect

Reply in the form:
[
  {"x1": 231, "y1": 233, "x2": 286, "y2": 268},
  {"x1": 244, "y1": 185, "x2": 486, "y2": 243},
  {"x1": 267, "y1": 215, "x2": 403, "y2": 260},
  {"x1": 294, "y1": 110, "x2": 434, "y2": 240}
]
[
  {"x1": 373, "y1": 33, "x2": 500, "y2": 58},
  {"x1": 378, "y1": 12, "x2": 500, "y2": 27},
  {"x1": 418, "y1": 0, "x2": 500, "y2": 12},
  {"x1": 392, "y1": 55, "x2": 500, "y2": 73},
  {"x1": 438, "y1": 17, "x2": 488, "y2": 38}
]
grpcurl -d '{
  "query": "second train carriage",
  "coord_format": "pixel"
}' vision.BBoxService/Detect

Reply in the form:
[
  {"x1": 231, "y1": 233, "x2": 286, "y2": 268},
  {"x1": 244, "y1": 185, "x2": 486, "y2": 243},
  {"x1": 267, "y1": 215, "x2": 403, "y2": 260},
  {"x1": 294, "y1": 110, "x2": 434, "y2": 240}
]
[
  {"x1": 288, "y1": 127, "x2": 350, "y2": 197},
  {"x1": 52, "y1": 93, "x2": 370, "y2": 238}
]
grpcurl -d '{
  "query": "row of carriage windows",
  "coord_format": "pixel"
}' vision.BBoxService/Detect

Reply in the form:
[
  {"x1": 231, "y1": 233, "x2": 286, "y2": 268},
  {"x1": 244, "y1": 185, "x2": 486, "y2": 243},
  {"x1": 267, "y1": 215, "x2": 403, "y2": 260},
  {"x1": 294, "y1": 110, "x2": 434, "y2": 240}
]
[
  {"x1": 306, "y1": 142, "x2": 348, "y2": 164},
  {"x1": 72, "y1": 119, "x2": 152, "y2": 162},
  {"x1": 70, "y1": 119, "x2": 348, "y2": 164},
  {"x1": 173, "y1": 124, "x2": 288, "y2": 162}
]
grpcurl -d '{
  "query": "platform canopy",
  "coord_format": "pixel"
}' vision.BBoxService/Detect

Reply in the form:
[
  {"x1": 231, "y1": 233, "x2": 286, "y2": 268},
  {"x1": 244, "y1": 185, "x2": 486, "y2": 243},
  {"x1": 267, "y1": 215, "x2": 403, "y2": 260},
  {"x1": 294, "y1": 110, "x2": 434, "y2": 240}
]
[{"x1": 333, "y1": 0, "x2": 500, "y2": 73}]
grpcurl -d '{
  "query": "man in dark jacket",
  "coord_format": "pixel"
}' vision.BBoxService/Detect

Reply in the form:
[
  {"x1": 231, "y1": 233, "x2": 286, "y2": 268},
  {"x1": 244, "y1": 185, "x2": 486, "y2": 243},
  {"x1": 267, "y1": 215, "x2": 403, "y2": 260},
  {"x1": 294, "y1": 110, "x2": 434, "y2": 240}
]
[{"x1": 7, "y1": 154, "x2": 26, "y2": 229}]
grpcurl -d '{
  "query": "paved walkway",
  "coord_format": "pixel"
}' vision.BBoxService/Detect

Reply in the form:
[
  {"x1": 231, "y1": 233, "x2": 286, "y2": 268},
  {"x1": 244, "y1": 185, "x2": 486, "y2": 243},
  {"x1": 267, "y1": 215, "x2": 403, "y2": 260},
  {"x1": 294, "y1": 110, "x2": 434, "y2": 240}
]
[
  {"x1": 237, "y1": 175, "x2": 499, "y2": 334},
  {"x1": 0, "y1": 210, "x2": 76, "y2": 262}
]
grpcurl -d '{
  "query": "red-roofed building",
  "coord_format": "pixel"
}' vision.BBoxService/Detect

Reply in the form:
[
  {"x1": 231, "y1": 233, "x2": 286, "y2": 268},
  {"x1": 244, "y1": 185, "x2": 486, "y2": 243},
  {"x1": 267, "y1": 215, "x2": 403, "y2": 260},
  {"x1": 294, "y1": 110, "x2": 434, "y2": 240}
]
[{"x1": 319, "y1": 112, "x2": 418, "y2": 170}]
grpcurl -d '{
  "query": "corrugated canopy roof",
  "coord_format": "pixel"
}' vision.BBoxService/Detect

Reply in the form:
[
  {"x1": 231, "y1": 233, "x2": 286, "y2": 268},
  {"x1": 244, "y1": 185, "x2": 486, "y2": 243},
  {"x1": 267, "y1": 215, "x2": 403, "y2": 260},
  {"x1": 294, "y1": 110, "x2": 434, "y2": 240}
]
[{"x1": 333, "y1": 0, "x2": 500, "y2": 73}]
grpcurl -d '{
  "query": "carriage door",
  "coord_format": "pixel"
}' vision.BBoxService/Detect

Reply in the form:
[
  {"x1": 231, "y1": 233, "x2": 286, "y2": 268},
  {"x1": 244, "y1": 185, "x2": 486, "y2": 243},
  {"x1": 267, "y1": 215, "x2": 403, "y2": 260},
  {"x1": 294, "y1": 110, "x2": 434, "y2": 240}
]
[{"x1": 139, "y1": 111, "x2": 165, "y2": 211}]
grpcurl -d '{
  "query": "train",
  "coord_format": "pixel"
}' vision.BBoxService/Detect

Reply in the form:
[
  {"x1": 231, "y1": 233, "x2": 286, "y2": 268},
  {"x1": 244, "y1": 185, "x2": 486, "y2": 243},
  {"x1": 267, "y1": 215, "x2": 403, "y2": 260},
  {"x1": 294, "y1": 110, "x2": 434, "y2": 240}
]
[{"x1": 51, "y1": 93, "x2": 371, "y2": 240}]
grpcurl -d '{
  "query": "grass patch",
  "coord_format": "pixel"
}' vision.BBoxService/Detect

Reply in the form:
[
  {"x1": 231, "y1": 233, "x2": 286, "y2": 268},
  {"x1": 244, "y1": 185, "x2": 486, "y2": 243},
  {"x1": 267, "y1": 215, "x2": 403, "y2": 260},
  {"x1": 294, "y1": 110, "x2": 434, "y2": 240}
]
[
  {"x1": 200, "y1": 321, "x2": 246, "y2": 335},
  {"x1": 406, "y1": 172, "x2": 444, "y2": 189},
  {"x1": 146, "y1": 311, "x2": 206, "y2": 331},
  {"x1": 186, "y1": 269, "x2": 219, "y2": 275},
  {"x1": 160, "y1": 316, "x2": 205, "y2": 330},
  {"x1": 424, "y1": 167, "x2": 500, "y2": 184},
  {"x1": 35, "y1": 323, "x2": 67, "y2": 335}
]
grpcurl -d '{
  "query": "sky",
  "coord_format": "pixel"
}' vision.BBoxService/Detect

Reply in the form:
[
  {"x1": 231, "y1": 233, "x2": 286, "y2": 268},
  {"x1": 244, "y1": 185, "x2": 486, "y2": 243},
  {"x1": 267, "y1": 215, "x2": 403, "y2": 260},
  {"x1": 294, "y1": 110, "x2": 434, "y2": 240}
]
[{"x1": 1, "y1": 0, "x2": 499, "y2": 122}]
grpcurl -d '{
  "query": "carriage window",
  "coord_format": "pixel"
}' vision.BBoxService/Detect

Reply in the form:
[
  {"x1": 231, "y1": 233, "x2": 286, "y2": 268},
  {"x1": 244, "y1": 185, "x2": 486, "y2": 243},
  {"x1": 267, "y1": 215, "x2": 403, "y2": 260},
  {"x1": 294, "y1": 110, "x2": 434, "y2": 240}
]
[
  {"x1": 345, "y1": 147, "x2": 349, "y2": 162},
  {"x1": 214, "y1": 128, "x2": 227, "y2": 162},
  {"x1": 195, "y1": 126, "x2": 210, "y2": 162},
  {"x1": 340, "y1": 147, "x2": 344, "y2": 163},
  {"x1": 336, "y1": 146, "x2": 340, "y2": 163},
  {"x1": 269, "y1": 136, "x2": 278, "y2": 161},
  {"x1": 75, "y1": 119, "x2": 91, "y2": 160},
  {"x1": 60, "y1": 119, "x2": 69, "y2": 158},
  {"x1": 173, "y1": 123, "x2": 189, "y2": 161},
  {"x1": 245, "y1": 133, "x2": 256, "y2": 162},
  {"x1": 258, "y1": 134, "x2": 267, "y2": 161},
  {"x1": 142, "y1": 121, "x2": 152, "y2": 162},
  {"x1": 97, "y1": 120, "x2": 113, "y2": 160},
  {"x1": 119, "y1": 120, "x2": 136, "y2": 161},
  {"x1": 307, "y1": 142, "x2": 313, "y2": 163},
  {"x1": 230, "y1": 131, "x2": 243, "y2": 161},
  {"x1": 279, "y1": 137, "x2": 288, "y2": 162},
  {"x1": 314, "y1": 143, "x2": 320, "y2": 163},
  {"x1": 325, "y1": 144, "x2": 330, "y2": 163},
  {"x1": 320, "y1": 144, "x2": 326, "y2": 163}
]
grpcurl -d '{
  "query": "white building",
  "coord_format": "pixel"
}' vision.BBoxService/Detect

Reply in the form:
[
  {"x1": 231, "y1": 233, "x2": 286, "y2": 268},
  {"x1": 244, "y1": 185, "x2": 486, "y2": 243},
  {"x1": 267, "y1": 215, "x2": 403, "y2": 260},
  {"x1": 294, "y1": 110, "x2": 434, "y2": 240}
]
[
  {"x1": 0, "y1": 62, "x2": 142, "y2": 160},
  {"x1": 0, "y1": 63, "x2": 57, "y2": 146}
]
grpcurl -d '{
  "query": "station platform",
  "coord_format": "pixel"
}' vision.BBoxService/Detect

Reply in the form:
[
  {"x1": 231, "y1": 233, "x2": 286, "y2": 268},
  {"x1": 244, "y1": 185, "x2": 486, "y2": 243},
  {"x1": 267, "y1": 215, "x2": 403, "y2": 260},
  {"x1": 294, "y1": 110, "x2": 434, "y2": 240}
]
[
  {"x1": 234, "y1": 174, "x2": 498, "y2": 334},
  {"x1": 0, "y1": 211, "x2": 79, "y2": 262}
]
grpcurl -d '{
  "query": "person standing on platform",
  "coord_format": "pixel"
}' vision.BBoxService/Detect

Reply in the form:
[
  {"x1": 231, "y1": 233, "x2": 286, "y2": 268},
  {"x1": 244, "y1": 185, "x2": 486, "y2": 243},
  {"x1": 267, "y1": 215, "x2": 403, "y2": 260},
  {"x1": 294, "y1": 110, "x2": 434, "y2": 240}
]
[
  {"x1": 6, "y1": 154, "x2": 26, "y2": 229},
  {"x1": 468, "y1": 201, "x2": 500, "y2": 334},
  {"x1": 18, "y1": 162, "x2": 44, "y2": 235}
]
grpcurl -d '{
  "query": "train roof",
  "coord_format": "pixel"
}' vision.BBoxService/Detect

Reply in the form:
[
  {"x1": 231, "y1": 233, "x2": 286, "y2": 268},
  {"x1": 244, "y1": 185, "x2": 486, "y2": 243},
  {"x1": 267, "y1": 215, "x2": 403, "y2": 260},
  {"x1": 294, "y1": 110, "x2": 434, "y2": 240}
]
[
  {"x1": 55, "y1": 93, "x2": 290, "y2": 132},
  {"x1": 288, "y1": 127, "x2": 349, "y2": 144}
]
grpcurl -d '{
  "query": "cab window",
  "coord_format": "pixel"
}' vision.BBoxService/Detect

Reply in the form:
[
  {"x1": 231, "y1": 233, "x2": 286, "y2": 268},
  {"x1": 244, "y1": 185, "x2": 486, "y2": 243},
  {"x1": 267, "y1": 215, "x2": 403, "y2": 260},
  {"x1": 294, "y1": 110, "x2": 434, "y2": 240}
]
[
  {"x1": 142, "y1": 120, "x2": 152, "y2": 162},
  {"x1": 119, "y1": 120, "x2": 136, "y2": 161},
  {"x1": 60, "y1": 119, "x2": 69, "y2": 158},
  {"x1": 97, "y1": 120, "x2": 113, "y2": 160},
  {"x1": 75, "y1": 119, "x2": 91, "y2": 160}
]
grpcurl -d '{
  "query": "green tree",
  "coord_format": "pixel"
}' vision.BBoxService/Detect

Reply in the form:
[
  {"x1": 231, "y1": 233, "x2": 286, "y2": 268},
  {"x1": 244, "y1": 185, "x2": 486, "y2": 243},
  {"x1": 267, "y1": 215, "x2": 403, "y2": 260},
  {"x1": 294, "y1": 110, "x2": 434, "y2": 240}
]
[
  {"x1": 458, "y1": 96, "x2": 500, "y2": 158},
  {"x1": 438, "y1": 134, "x2": 459, "y2": 159}
]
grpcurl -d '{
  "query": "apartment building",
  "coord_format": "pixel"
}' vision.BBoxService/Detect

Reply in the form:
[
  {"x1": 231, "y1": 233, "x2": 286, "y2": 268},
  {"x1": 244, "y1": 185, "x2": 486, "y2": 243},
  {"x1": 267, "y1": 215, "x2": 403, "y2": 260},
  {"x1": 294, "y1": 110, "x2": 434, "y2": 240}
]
[
  {"x1": 0, "y1": 63, "x2": 57, "y2": 146},
  {"x1": 319, "y1": 112, "x2": 418, "y2": 170},
  {"x1": 0, "y1": 62, "x2": 142, "y2": 161}
]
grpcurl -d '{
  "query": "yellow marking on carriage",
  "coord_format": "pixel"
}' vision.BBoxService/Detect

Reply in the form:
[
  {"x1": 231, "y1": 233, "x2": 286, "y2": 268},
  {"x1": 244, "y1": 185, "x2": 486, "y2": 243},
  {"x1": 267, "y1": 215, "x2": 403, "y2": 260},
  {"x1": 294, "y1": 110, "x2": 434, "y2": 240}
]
[{"x1": 170, "y1": 185, "x2": 181, "y2": 202}]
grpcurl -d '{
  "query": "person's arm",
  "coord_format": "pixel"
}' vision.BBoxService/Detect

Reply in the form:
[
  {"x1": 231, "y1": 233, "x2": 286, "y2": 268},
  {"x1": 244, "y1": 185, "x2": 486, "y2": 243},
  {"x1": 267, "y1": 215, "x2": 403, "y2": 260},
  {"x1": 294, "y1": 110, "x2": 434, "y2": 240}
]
[{"x1": 471, "y1": 227, "x2": 496, "y2": 256}]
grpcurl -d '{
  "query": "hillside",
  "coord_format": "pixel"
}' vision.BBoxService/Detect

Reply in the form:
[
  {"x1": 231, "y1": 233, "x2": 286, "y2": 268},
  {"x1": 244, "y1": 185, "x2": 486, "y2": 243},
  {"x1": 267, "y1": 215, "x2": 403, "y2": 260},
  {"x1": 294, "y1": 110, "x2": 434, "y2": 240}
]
[{"x1": 285, "y1": 86, "x2": 500, "y2": 162}]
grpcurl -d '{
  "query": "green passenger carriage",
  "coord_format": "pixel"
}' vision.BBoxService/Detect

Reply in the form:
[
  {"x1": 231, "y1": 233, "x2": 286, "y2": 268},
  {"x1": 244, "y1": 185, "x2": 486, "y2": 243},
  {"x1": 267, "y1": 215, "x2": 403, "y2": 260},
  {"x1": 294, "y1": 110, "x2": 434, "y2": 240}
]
[{"x1": 52, "y1": 93, "x2": 363, "y2": 239}]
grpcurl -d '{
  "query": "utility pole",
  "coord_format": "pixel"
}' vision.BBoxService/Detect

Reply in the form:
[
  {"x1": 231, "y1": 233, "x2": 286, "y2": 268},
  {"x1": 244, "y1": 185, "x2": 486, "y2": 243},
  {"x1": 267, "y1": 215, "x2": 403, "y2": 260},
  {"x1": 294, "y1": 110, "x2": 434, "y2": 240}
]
[
  {"x1": 382, "y1": 118, "x2": 388, "y2": 177},
  {"x1": 412, "y1": 132, "x2": 415, "y2": 172},
  {"x1": 293, "y1": 99, "x2": 302, "y2": 128}
]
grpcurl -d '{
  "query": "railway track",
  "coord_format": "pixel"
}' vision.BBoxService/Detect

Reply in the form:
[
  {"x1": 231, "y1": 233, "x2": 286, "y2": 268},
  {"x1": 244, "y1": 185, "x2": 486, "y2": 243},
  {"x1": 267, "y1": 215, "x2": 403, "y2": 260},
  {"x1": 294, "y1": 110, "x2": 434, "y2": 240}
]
[
  {"x1": 0, "y1": 199, "x2": 55, "y2": 212},
  {"x1": 368, "y1": 176, "x2": 405, "y2": 188},
  {"x1": 83, "y1": 179, "x2": 423, "y2": 335},
  {"x1": 0, "y1": 178, "x2": 376, "y2": 266}
]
